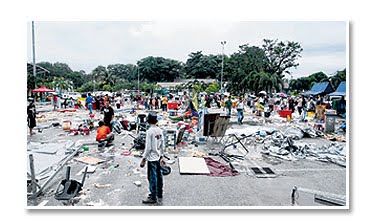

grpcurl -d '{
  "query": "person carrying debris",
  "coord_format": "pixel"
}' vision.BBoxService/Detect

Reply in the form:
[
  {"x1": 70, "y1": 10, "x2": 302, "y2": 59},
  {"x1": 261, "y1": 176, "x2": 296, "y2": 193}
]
[
  {"x1": 140, "y1": 112, "x2": 165, "y2": 204},
  {"x1": 101, "y1": 100, "x2": 115, "y2": 130},
  {"x1": 96, "y1": 120, "x2": 114, "y2": 144}
]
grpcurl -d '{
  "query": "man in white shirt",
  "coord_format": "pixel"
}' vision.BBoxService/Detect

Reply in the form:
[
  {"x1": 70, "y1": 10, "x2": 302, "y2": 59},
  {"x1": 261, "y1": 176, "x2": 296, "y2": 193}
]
[
  {"x1": 236, "y1": 97, "x2": 245, "y2": 125},
  {"x1": 140, "y1": 112, "x2": 165, "y2": 204}
]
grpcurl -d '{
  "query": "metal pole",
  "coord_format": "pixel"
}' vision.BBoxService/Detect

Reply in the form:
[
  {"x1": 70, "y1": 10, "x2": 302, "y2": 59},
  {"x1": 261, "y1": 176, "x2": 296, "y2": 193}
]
[
  {"x1": 28, "y1": 154, "x2": 37, "y2": 195},
  {"x1": 93, "y1": 74, "x2": 95, "y2": 92},
  {"x1": 220, "y1": 41, "x2": 226, "y2": 93},
  {"x1": 137, "y1": 67, "x2": 140, "y2": 93},
  {"x1": 32, "y1": 21, "x2": 37, "y2": 88}
]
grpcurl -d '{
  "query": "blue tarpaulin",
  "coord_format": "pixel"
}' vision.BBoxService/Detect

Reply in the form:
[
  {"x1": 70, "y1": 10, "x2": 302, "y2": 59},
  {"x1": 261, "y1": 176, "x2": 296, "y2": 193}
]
[
  {"x1": 329, "y1": 81, "x2": 346, "y2": 96},
  {"x1": 302, "y1": 82, "x2": 335, "y2": 96}
]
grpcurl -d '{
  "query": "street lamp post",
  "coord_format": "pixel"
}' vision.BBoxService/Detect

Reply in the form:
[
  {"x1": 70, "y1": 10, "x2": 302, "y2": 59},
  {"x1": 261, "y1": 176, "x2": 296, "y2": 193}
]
[
  {"x1": 220, "y1": 41, "x2": 226, "y2": 93},
  {"x1": 137, "y1": 66, "x2": 140, "y2": 93},
  {"x1": 32, "y1": 21, "x2": 36, "y2": 88}
]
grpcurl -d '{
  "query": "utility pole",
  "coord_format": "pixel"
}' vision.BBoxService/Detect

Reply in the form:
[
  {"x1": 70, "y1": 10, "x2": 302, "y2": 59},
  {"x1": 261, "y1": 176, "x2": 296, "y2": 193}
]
[
  {"x1": 32, "y1": 21, "x2": 36, "y2": 88},
  {"x1": 220, "y1": 41, "x2": 226, "y2": 93},
  {"x1": 137, "y1": 66, "x2": 140, "y2": 93}
]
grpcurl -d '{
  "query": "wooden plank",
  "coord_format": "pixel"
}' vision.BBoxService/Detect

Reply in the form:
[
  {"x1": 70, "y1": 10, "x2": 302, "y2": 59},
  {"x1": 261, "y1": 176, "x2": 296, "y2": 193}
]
[
  {"x1": 178, "y1": 157, "x2": 210, "y2": 174},
  {"x1": 74, "y1": 156, "x2": 105, "y2": 165}
]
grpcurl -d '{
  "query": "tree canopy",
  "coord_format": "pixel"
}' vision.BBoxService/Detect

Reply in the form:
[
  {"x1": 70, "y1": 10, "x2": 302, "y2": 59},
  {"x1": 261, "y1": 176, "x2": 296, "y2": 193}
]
[{"x1": 27, "y1": 38, "x2": 345, "y2": 95}]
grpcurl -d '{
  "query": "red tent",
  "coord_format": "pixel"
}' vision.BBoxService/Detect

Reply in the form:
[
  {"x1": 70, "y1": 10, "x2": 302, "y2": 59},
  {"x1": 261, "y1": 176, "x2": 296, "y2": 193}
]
[{"x1": 32, "y1": 85, "x2": 55, "y2": 93}]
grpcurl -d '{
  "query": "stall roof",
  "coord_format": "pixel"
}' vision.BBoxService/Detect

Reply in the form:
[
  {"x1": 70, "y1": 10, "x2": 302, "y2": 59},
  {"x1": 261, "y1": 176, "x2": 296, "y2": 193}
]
[
  {"x1": 329, "y1": 81, "x2": 346, "y2": 96},
  {"x1": 302, "y1": 82, "x2": 334, "y2": 96}
]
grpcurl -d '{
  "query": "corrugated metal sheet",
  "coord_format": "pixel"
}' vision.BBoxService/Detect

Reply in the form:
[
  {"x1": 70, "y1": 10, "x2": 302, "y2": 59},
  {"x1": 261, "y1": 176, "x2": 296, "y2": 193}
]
[
  {"x1": 329, "y1": 81, "x2": 346, "y2": 96},
  {"x1": 302, "y1": 82, "x2": 334, "y2": 96}
]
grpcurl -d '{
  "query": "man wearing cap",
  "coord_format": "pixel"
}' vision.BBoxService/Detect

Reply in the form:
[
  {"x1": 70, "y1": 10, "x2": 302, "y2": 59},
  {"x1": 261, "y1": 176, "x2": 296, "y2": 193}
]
[{"x1": 139, "y1": 112, "x2": 165, "y2": 204}]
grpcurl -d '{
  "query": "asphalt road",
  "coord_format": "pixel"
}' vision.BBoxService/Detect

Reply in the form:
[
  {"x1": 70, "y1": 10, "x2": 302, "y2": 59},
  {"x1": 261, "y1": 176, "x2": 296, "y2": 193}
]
[{"x1": 27, "y1": 125, "x2": 346, "y2": 208}]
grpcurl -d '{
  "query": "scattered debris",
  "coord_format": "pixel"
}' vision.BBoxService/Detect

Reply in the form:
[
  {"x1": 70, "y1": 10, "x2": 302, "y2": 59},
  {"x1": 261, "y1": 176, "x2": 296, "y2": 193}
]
[
  {"x1": 94, "y1": 183, "x2": 112, "y2": 189},
  {"x1": 133, "y1": 181, "x2": 142, "y2": 187},
  {"x1": 86, "y1": 199, "x2": 106, "y2": 206},
  {"x1": 76, "y1": 165, "x2": 97, "y2": 175},
  {"x1": 74, "y1": 156, "x2": 105, "y2": 165}
]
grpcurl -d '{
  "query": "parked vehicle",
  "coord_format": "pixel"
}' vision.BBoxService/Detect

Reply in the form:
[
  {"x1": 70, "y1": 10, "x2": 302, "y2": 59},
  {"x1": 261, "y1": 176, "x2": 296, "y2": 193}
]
[{"x1": 62, "y1": 92, "x2": 81, "y2": 100}]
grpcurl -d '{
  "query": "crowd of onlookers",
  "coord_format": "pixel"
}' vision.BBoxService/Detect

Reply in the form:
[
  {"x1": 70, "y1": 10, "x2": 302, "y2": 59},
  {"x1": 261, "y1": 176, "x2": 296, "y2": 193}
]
[{"x1": 28, "y1": 90, "x2": 346, "y2": 136}]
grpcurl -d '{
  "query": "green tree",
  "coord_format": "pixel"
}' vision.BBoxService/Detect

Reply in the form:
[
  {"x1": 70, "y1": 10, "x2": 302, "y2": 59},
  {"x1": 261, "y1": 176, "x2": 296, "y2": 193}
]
[
  {"x1": 77, "y1": 82, "x2": 101, "y2": 92},
  {"x1": 66, "y1": 71, "x2": 85, "y2": 89},
  {"x1": 330, "y1": 69, "x2": 346, "y2": 89},
  {"x1": 92, "y1": 65, "x2": 117, "y2": 88},
  {"x1": 205, "y1": 82, "x2": 220, "y2": 93},
  {"x1": 192, "y1": 84, "x2": 203, "y2": 94},
  {"x1": 137, "y1": 56, "x2": 183, "y2": 82},
  {"x1": 289, "y1": 71, "x2": 331, "y2": 91},
  {"x1": 107, "y1": 64, "x2": 138, "y2": 81},
  {"x1": 52, "y1": 77, "x2": 73, "y2": 92},
  {"x1": 103, "y1": 84, "x2": 112, "y2": 91},
  {"x1": 262, "y1": 39, "x2": 303, "y2": 79},
  {"x1": 185, "y1": 51, "x2": 221, "y2": 79},
  {"x1": 225, "y1": 45, "x2": 269, "y2": 94},
  {"x1": 251, "y1": 71, "x2": 280, "y2": 94}
]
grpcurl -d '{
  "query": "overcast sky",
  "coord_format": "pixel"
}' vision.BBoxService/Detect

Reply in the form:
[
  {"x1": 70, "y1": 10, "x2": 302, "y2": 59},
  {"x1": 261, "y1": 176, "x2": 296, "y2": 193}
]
[{"x1": 27, "y1": 21, "x2": 346, "y2": 78}]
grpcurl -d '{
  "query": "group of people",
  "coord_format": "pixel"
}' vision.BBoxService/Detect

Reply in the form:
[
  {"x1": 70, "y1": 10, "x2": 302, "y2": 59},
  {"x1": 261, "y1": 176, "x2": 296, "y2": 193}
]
[{"x1": 217, "y1": 93, "x2": 341, "y2": 125}]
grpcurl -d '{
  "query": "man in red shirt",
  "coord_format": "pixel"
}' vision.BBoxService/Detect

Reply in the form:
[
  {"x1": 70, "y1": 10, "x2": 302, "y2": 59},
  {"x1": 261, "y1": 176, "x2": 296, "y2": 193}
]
[
  {"x1": 96, "y1": 121, "x2": 114, "y2": 145},
  {"x1": 53, "y1": 94, "x2": 58, "y2": 110}
]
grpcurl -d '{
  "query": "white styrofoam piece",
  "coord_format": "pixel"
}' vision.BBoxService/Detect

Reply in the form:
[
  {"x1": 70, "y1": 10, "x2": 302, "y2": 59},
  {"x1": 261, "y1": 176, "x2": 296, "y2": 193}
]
[{"x1": 178, "y1": 157, "x2": 210, "y2": 174}]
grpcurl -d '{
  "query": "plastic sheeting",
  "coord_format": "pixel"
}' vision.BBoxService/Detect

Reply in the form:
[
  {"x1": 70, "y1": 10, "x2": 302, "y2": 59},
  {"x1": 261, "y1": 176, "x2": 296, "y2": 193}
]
[{"x1": 27, "y1": 140, "x2": 81, "y2": 179}]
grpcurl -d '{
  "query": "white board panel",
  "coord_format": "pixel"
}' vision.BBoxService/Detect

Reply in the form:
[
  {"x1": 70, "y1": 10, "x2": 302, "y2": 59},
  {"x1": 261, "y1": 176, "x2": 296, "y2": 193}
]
[{"x1": 178, "y1": 157, "x2": 210, "y2": 174}]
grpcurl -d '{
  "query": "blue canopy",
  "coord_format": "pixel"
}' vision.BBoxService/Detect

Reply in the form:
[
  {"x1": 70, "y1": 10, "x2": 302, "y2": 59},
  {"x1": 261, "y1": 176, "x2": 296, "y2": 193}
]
[
  {"x1": 302, "y1": 82, "x2": 335, "y2": 96},
  {"x1": 329, "y1": 81, "x2": 346, "y2": 96}
]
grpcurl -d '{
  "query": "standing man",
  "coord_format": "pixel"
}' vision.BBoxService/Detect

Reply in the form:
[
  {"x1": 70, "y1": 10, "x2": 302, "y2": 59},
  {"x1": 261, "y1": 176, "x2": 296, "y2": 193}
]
[
  {"x1": 162, "y1": 95, "x2": 168, "y2": 112},
  {"x1": 297, "y1": 97, "x2": 303, "y2": 116},
  {"x1": 225, "y1": 96, "x2": 232, "y2": 116},
  {"x1": 27, "y1": 98, "x2": 36, "y2": 136},
  {"x1": 268, "y1": 95, "x2": 275, "y2": 113},
  {"x1": 52, "y1": 93, "x2": 58, "y2": 111},
  {"x1": 103, "y1": 94, "x2": 109, "y2": 104},
  {"x1": 246, "y1": 95, "x2": 252, "y2": 109},
  {"x1": 101, "y1": 101, "x2": 115, "y2": 130},
  {"x1": 95, "y1": 95, "x2": 101, "y2": 111},
  {"x1": 86, "y1": 93, "x2": 94, "y2": 114},
  {"x1": 236, "y1": 97, "x2": 244, "y2": 125},
  {"x1": 140, "y1": 112, "x2": 165, "y2": 204}
]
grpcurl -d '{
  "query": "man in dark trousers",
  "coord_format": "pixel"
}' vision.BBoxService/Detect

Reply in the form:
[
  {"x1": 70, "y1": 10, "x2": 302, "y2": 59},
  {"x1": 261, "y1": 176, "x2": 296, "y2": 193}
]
[
  {"x1": 140, "y1": 112, "x2": 165, "y2": 204},
  {"x1": 101, "y1": 100, "x2": 114, "y2": 130},
  {"x1": 27, "y1": 98, "x2": 36, "y2": 136}
]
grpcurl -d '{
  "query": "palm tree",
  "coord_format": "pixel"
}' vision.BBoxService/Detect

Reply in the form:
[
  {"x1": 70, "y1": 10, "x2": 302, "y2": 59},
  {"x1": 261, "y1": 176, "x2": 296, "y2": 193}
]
[
  {"x1": 52, "y1": 77, "x2": 73, "y2": 92},
  {"x1": 252, "y1": 71, "x2": 280, "y2": 94},
  {"x1": 92, "y1": 65, "x2": 117, "y2": 88},
  {"x1": 102, "y1": 71, "x2": 116, "y2": 87}
]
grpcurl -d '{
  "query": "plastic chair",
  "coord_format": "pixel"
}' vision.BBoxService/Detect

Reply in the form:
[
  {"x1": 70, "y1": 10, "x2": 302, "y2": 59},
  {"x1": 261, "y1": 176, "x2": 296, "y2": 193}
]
[{"x1": 55, "y1": 166, "x2": 87, "y2": 201}]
